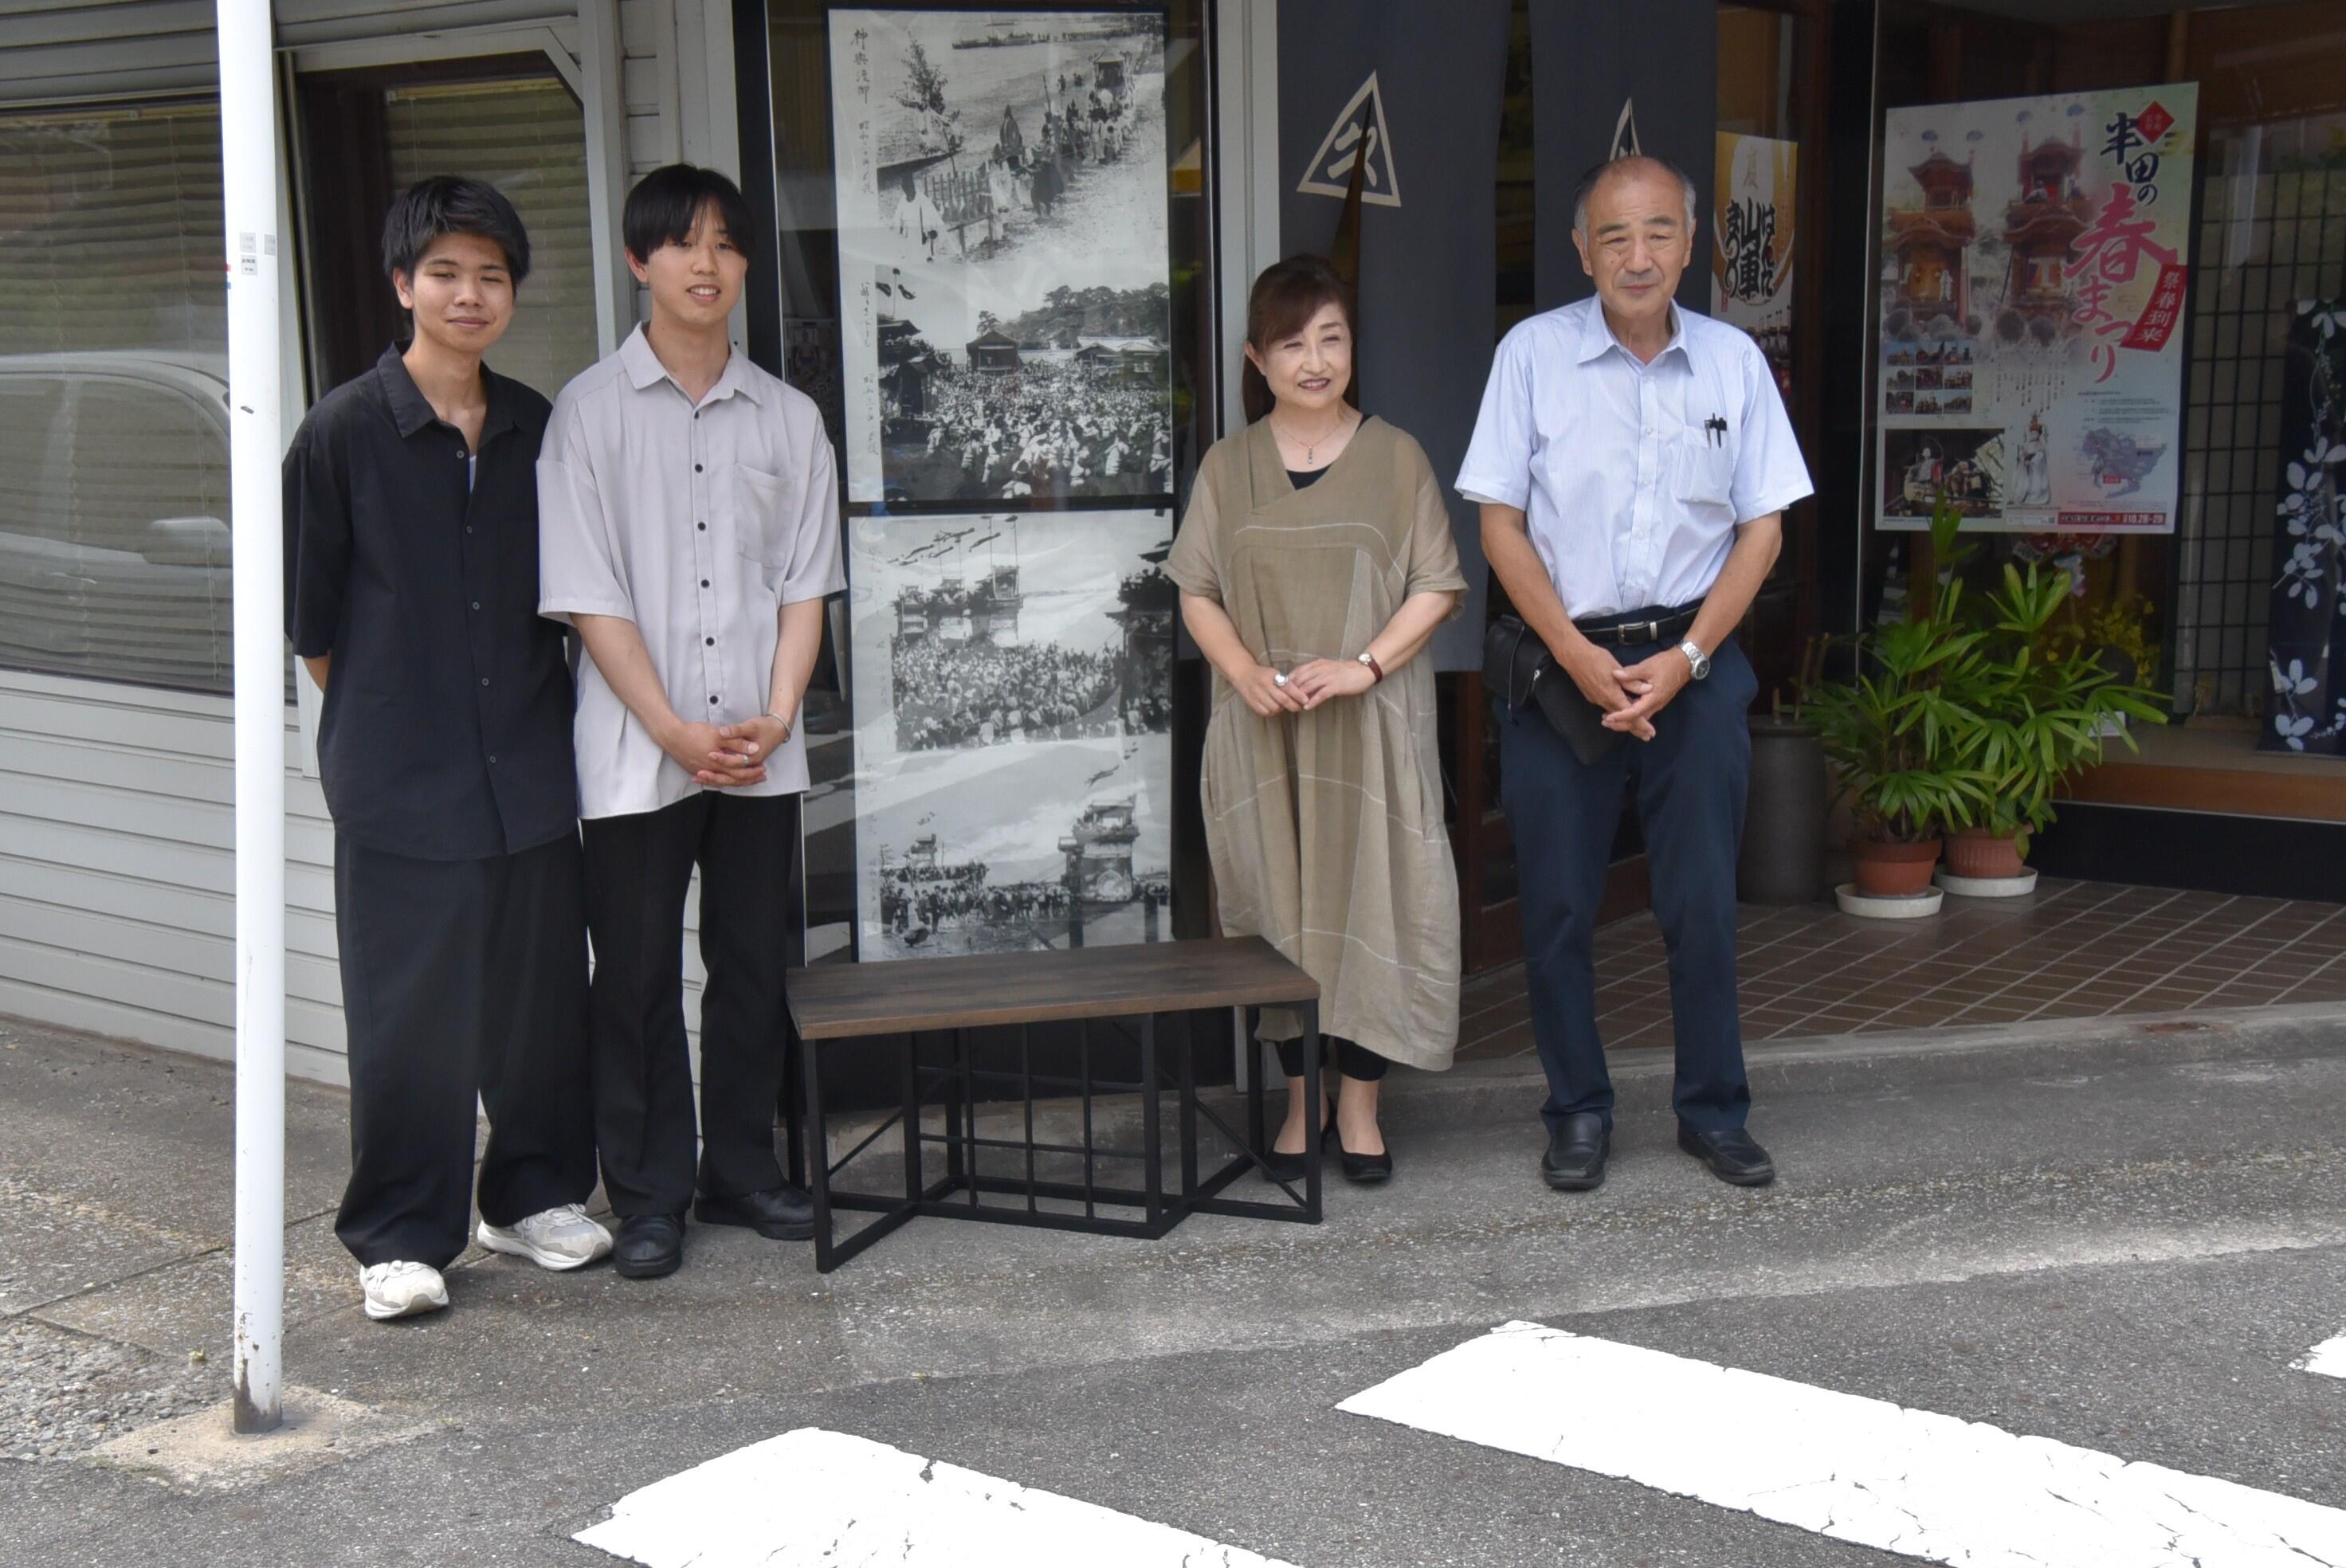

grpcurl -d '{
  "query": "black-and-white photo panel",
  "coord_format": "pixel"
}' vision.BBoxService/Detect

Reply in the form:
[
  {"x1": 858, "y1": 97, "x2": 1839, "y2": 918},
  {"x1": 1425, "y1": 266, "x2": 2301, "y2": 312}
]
[
  {"x1": 830, "y1": 9, "x2": 1172, "y2": 508},
  {"x1": 847, "y1": 509, "x2": 1175, "y2": 958}
]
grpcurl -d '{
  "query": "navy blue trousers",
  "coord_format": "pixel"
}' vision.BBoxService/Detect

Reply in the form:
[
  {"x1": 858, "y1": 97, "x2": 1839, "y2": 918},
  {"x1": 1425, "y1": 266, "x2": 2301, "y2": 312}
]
[{"x1": 1499, "y1": 635, "x2": 1756, "y2": 1135}]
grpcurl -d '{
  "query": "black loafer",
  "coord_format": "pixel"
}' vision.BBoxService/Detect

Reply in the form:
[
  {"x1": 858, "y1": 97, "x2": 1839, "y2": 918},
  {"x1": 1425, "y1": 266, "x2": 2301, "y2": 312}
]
[
  {"x1": 612, "y1": 1213, "x2": 684, "y2": 1280},
  {"x1": 1541, "y1": 1111, "x2": 1610, "y2": 1191},
  {"x1": 695, "y1": 1186, "x2": 816, "y2": 1240},
  {"x1": 1677, "y1": 1124, "x2": 1776, "y2": 1186},
  {"x1": 1331, "y1": 1123, "x2": 1393, "y2": 1185}
]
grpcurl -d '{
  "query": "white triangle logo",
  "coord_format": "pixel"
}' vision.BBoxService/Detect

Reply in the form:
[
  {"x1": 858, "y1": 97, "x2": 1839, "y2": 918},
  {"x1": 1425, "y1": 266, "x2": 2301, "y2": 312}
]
[
  {"x1": 1297, "y1": 72, "x2": 1401, "y2": 209},
  {"x1": 1610, "y1": 98, "x2": 1642, "y2": 160}
]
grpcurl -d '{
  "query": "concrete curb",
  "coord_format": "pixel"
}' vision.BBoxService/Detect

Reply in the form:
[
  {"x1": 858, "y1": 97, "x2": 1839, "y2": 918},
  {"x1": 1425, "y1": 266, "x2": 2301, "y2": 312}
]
[{"x1": 818, "y1": 1001, "x2": 2346, "y2": 1164}]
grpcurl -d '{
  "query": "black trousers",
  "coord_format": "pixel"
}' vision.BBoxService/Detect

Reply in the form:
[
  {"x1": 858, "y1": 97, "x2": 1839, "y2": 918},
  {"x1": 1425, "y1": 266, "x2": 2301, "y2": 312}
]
[
  {"x1": 332, "y1": 833, "x2": 596, "y2": 1270},
  {"x1": 1500, "y1": 635, "x2": 1758, "y2": 1135},
  {"x1": 1273, "y1": 1036, "x2": 1389, "y2": 1082},
  {"x1": 581, "y1": 790, "x2": 798, "y2": 1218}
]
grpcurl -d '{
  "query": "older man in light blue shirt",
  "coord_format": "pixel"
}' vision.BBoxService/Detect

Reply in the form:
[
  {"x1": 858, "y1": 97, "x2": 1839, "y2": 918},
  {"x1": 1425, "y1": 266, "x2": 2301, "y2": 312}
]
[{"x1": 1459, "y1": 154, "x2": 1812, "y2": 1195}]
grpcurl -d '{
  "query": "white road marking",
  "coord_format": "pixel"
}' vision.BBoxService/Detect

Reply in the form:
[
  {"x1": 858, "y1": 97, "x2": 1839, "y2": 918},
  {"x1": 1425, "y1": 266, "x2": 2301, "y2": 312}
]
[
  {"x1": 1338, "y1": 1320, "x2": 2346, "y2": 1568},
  {"x1": 2299, "y1": 1333, "x2": 2346, "y2": 1380},
  {"x1": 574, "y1": 1427, "x2": 1297, "y2": 1568}
]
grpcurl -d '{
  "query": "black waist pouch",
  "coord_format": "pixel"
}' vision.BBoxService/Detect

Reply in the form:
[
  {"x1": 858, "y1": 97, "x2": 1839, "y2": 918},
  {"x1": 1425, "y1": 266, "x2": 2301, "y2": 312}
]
[{"x1": 1483, "y1": 613, "x2": 1627, "y2": 768}]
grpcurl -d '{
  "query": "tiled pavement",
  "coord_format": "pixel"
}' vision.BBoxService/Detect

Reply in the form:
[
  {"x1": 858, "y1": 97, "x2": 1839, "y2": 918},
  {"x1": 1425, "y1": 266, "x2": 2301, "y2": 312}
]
[{"x1": 1455, "y1": 877, "x2": 2346, "y2": 1063}]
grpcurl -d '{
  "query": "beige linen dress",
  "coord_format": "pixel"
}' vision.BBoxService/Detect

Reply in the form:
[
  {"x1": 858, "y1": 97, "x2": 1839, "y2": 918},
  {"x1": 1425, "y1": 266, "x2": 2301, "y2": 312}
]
[{"x1": 1166, "y1": 417, "x2": 1468, "y2": 1069}]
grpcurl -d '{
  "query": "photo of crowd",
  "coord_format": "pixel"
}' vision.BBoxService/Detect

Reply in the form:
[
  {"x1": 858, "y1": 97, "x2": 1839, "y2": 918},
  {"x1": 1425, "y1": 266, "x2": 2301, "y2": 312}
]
[{"x1": 884, "y1": 348, "x2": 1171, "y2": 504}]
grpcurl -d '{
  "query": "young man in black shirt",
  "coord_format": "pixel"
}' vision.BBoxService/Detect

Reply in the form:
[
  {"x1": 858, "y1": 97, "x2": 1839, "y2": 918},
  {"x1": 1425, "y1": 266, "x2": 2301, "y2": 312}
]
[{"x1": 284, "y1": 178, "x2": 608, "y2": 1322}]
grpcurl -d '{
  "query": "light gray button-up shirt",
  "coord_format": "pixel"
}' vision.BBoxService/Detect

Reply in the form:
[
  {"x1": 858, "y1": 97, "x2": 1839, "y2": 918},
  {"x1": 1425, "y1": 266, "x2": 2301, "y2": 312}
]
[
  {"x1": 1457, "y1": 297, "x2": 1813, "y2": 620},
  {"x1": 539, "y1": 326, "x2": 845, "y2": 820}
]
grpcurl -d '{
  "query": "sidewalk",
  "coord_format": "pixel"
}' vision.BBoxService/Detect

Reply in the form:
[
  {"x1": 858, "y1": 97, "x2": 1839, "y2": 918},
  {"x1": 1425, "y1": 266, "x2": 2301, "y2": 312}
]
[{"x1": 2, "y1": 996, "x2": 2341, "y2": 1564}]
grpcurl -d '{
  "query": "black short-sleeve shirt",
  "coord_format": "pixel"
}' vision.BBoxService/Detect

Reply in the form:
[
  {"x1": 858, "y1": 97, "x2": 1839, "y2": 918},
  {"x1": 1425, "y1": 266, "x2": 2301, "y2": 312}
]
[{"x1": 284, "y1": 346, "x2": 578, "y2": 861}]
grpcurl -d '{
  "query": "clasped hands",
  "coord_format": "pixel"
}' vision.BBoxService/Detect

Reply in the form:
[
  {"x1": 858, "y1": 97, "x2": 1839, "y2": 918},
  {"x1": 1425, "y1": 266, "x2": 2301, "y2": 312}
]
[
  {"x1": 657, "y1": 713, "x2": 790, "y2": 787},
  {"x1": 1230, "y1": 656, "x2": 1375, "y2": 718},
  {"x1": 1563, "y1": 640, "x2": 1693, "y2": 742}
]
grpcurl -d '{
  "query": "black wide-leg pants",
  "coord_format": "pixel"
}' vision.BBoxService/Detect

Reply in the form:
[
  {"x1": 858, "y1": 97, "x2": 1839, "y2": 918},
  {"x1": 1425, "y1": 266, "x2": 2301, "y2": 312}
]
[
  {"x1": 332, "y1": 832, "x2": 597, "y2": 1270},
  {"x1": 1500, "y1": 635, "x2": 1759, "y2": 1137},
  {"x1": 580, "y1": 790, "x2": 798, "y2": 1219}
]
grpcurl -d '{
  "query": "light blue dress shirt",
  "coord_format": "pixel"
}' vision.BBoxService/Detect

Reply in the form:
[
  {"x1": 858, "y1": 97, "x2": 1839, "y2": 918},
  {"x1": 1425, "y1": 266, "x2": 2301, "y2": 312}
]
[{"x1": 1457, "y1": 297, "x2": 1814, "y2": 621}]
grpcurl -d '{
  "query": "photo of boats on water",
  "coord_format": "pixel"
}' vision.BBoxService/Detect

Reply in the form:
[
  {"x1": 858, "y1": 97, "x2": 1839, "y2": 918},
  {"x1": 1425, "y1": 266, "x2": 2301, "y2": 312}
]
[{"x1": 846, "y1": 508, "x2": 1174, "y2": 959}]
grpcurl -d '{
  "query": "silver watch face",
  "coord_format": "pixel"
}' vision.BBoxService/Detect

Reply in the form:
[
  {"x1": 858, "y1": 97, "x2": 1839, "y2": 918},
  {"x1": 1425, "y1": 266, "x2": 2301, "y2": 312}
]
[{"x1": 1681, "y1": 641, "x2": 1711, "y2": 680}]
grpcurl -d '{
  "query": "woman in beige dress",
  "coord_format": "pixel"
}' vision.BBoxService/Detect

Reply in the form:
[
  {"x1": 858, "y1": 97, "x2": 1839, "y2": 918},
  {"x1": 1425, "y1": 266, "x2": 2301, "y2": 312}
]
[{"x1": 1166, "y1": 255, "x2": 1465, "y2": 1185}]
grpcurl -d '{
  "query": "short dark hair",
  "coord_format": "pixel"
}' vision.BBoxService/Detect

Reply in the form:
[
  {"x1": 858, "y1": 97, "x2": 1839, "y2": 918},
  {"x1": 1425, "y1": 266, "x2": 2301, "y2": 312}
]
[
  {"x1": 381, "y1": 176, "x2": 531, "y2": 285},
  {"x1": 1240, "y1": 253, "x2": 1355, "y2": 421},
  {"x1": 623, "y1": 164, "x2": 756, "y2": 265}
]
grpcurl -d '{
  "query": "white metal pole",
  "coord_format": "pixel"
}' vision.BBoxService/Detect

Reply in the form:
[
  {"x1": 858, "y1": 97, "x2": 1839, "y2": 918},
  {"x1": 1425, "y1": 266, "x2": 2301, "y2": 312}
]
[{"x1": 218, "y1": 0, "x2": 285, "y2": 1437}]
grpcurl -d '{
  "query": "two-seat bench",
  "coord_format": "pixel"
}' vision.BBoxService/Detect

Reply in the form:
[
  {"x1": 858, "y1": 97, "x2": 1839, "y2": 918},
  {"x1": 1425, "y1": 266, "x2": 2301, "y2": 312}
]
[{"x1": 784, "y1": 936, "x2": 1324, "y2": 1271}]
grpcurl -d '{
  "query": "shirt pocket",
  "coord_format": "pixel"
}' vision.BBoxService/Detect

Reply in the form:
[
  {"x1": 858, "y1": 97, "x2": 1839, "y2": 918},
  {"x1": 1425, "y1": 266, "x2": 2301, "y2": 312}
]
[
  {"x1": 1670, "y1": 421, "x2": 1736, "y2": 513},
  {"x1": 730, "y1": 465, "x2": 797, "y2": 592}
]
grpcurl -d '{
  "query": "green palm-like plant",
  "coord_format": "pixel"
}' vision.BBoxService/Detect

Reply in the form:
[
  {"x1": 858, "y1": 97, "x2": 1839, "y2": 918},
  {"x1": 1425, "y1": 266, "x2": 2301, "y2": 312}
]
[
  {"x1": 1937, "y1": 560, "x2": 2168, "y2": 847},
  {"x1": 1808, "y1": 498, "x2": 1997, "y2": 844}
]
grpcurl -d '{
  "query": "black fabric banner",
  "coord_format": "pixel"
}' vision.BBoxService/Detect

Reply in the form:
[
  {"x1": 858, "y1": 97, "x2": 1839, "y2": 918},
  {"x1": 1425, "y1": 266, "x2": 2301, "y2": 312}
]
[
  {"x1": 2263, "y1": 300, "x2": 2346, "y2": 757},
  {"x1": 1277, "y1": 0, "x2": 1511, "y2": 669},
  {"x1": 1528, "y1": 0, "x2": 1718, "y2": 315}
]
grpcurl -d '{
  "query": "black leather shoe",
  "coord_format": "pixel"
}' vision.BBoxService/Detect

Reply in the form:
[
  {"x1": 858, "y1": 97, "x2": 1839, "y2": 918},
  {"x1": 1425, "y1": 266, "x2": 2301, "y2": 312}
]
[
  {"x1": 612, "y1": 1214, "x2": 684, "y2": 1279},
  {"x1": 1541, "y1": 1112, "x2": 1610, "y2": 1191},
  {"x1": 1332, "y1": 1123, "x2": 1393, "y2": 1185},
  {"x1": 1677, "y1": 1124, "x2": 1776, "y2": 1186},
  {"x1": 695, "y1": 1186, "x2": 816, "y2": 1240}
]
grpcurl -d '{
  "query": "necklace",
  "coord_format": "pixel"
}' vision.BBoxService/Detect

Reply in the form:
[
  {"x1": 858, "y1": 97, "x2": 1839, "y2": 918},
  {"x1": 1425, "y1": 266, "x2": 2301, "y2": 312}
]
[{"x1": 1271, "y1": 406, "x2": 1353, "y2": 466}]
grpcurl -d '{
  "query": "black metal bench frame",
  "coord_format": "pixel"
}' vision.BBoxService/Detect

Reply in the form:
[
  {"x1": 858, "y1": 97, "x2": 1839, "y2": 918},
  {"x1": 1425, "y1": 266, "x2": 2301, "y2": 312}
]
[{"x1": 799, "y1": 1003, "x2": 1322, "y2": 1272}]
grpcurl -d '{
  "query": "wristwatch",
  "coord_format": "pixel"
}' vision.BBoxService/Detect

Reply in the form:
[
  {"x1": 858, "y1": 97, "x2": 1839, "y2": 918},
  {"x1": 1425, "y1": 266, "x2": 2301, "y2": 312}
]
[{"x1": 1677, "y1": 639, "x2": 1712, "y2": 681}]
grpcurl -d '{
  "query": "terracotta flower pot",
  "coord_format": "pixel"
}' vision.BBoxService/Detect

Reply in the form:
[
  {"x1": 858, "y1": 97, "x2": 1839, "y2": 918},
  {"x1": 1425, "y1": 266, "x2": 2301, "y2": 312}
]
[
  {"x1": 1944, "y1": 826, "x2": 2026, "y2": 880},
  {"x1": 1849, "y1": 837, "x2": 1942, "y2": 898}
]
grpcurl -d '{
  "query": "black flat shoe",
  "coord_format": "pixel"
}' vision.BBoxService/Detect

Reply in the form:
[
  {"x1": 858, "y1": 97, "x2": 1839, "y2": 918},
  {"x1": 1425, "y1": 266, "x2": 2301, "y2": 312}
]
[
  {"x1": 612, "y1": 1213, "x2": 684, "y2": 1279},
  {"x1": 1541, "y1": 1111, "x2": 1610, "y2": 1191},
  {"x1": 695, "y1": 1186, "x2": 817, "y2": 1240},
  {"x1": 1677, "y1": 1124, "x2": 1776, "y2": 1186},
  {"x1": 1331, "y1": 1123, "x2": 1393, "y2": 1185},
  {"x1": 1259, "y1": 1106, "x2": 1333, "y2": 1185}
]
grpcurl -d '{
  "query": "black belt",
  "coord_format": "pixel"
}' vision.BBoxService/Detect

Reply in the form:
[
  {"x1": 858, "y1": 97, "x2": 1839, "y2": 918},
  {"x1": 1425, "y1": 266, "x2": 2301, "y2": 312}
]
[{"x1": 1572, "y1": 604, "x2": 1700, "y2": 649}]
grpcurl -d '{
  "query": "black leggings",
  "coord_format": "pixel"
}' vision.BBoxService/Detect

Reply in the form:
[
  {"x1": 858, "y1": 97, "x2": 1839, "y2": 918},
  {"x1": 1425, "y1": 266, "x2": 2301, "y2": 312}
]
[{"x1": 1273, "y1": 1034, "x2": 1389, "y2": 1082}]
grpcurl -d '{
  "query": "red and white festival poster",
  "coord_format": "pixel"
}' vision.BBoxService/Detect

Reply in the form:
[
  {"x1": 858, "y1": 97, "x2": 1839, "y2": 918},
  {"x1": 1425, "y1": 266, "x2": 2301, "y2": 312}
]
[
  {"x1": 1874, "y1": 85, "x2": 2197, "y2": 533},
  {"x1": 1712, "y1": 132, "x2": 1797, "y2": 405}
]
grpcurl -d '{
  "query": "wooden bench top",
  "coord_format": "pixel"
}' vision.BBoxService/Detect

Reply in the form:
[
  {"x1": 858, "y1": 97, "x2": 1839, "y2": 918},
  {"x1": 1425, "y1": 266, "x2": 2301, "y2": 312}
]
[{"x1": 787, "y1": 936, "x2": 1319, "y2": 1039}]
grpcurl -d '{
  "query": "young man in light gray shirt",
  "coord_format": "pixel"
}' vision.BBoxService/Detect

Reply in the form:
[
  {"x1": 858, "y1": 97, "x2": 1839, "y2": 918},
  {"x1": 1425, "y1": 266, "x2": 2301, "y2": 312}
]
[{"x1": 539, "y1": 165, "x2": 845, "y2": 1280}]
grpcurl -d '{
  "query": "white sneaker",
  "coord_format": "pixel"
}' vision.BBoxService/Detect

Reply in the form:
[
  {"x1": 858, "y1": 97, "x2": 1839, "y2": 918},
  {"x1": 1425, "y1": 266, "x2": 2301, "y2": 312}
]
[
  {"x1": 360, "y1": 1260, "x2": 449, "y2": 1321},
  {"x1": 477, "y1": 1203, "x2": 614, "y2": 1271}
]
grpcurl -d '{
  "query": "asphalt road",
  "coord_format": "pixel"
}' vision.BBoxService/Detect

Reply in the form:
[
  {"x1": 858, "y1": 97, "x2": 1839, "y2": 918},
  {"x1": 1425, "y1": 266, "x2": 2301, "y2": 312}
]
[{"x1": 2, "y1": 1014, "x2": 2341, "y2": 1566}]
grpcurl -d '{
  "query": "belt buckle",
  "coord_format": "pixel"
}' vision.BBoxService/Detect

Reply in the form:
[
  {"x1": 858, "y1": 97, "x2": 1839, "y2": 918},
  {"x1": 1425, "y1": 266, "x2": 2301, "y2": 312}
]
[{"x1": 1632, "y1": 618, "x2": 1659, "y2": 644}]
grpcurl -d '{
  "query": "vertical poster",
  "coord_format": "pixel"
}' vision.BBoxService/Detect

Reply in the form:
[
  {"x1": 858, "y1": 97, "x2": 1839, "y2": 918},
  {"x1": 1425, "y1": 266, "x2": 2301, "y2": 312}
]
[
  {"x1": 1712, "y1": 131, "x2": 1796, "y2": 403},
  {"x1": 2264, "y1": 299, "x2": 2346, "y2": 757},
  {"x1": 826, "y1": 10, "x2": 1176, "y2": 959},
  {"x1": 1874, "y1": 86, "x2": 2197, "y2": 533}
]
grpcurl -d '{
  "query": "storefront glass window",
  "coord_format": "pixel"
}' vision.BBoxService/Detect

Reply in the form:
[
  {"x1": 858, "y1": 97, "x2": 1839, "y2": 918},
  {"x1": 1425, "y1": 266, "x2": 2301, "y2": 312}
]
[{"x1": 0, "y1": 101, "x2": 232, "y2": 695}]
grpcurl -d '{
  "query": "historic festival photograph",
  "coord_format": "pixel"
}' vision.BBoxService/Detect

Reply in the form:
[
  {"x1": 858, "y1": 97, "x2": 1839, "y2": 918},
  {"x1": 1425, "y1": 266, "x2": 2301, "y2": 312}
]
[
  {"x1": 828, "y1": 9, "x2": 1167, "y2": 272},
  {"x1": 872, "y1": 269, "x2": 1172, "y2": 504},
  {"x1": 844, "y1": 508, "x2": 1175, "y2": 960},
  {"x1": 848, "y1": 510, "x2": 1174, "y2": 757},
  {"x1": 829, "y1": 9, "x2": 1173, "y2": 506}
]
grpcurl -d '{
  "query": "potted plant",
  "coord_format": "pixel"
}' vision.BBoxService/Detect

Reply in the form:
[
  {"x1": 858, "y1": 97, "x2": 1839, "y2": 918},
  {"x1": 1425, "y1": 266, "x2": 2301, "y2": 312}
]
[
  {"x1": 1936, "y1": 566, "x2": 2167, "y2": 888},
  {"x1": 1807, "y1": 500, "x2": 1995, "y2": 904}
]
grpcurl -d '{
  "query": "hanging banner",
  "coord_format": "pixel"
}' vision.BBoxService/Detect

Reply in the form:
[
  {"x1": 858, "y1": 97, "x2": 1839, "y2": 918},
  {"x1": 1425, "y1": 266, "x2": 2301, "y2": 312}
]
[
  {"x1": 1875, "y1": 85, "x2": 2198, "y2": 534},
  {"x1": 1276, "y1": 0, "x2": 1510, "y2": 669},
  {"x1": 1712, "y1": 132, "x2": 1796, "y2": 404},
  {"x1": 828, "y1": 9, "x2": 1174, "y2": 509}
]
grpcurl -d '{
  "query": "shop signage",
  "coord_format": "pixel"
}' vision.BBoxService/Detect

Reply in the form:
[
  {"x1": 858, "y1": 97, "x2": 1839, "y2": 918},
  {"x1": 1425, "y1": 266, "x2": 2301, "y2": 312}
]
[
  {"x1": 1297, "y1": 72, "x2": 1401, "y2": 207},
  {"x1": 1874, "y1": 85, "x2": 2199, "y2": 534},
  {"x1": 1712, "y1": 131, "x2": 1795, "y2": 403},
  {"x1": 826, "y1": 7, "x2": 1177, "y2": 960}
]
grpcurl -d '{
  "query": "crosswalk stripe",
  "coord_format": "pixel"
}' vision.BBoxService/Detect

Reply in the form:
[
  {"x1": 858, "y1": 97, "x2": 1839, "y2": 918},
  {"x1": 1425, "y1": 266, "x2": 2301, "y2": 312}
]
[
  {"x1": 2299, "y1": 1333, "x2": 2346, "y2": 1380},
  {"x1": 574, "y1": 1428, "x2": 1298, "y2": 1568},
  {"x1": 1337, "y1": 1320, "x2": 2346, "y2": 1567}
]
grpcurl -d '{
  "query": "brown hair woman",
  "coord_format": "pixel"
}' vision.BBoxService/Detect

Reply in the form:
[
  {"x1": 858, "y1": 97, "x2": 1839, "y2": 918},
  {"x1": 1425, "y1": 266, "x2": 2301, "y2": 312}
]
[{"x1": 1164, "y1": 254, "x2": 1465, "y2": 1185}]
